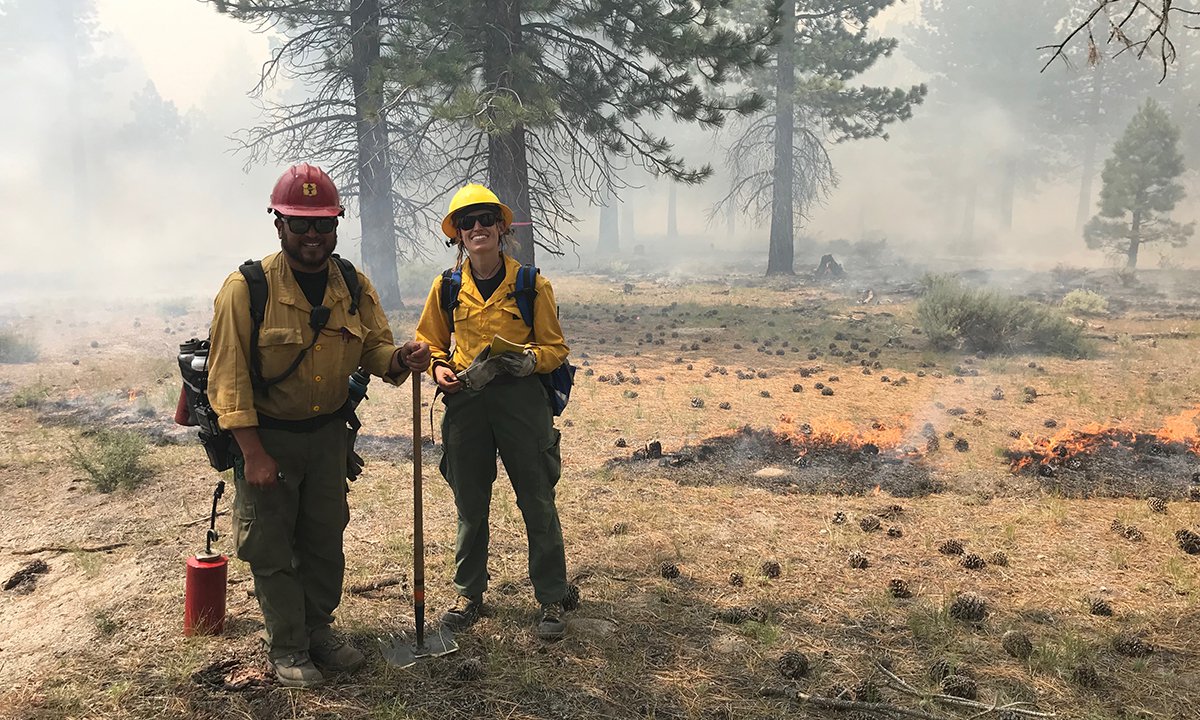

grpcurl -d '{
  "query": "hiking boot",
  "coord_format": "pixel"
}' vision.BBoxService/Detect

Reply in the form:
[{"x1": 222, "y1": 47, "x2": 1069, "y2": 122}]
[
  {"x1": 536, "y1": 602, "x2": 567, "y2": 641},
  {"x1": 441, "y1": 595, "x2": 483, "y2": 631},
  {"x1": 309, "y1": 629, "x2": 366, "y2": 673},
  {"x1": 271, "y1": 651, "x2": 324, "y2": 688}
]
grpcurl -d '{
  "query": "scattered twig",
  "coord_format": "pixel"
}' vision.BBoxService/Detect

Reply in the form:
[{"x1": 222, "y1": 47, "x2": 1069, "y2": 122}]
[
  {"x1": 12, "y1": 542, "x2": 132, "y2": 556},
  {"x1": 875, "y1": 663, "x2": 1056, "y2": 718},
  {"x1": 347, "y1": 576, "x2": 406, "y2": 595},
  {"x1": 760, "y1": 686, "x2": 945, "y2": 720}
]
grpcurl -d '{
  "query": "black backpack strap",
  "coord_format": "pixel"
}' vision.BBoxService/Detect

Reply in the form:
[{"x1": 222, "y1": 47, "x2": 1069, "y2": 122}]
[
  {"x1": 508, "y1": 264, "x2": 538, "y2": 328},
  {"x1": 238, "y1": 260, "x2": 270, "y2": 391},
  {"x1": 330, "y1": 254, "x2": 361, "y2": 316},
  {"x1": 440, "y1": 268, "x2": 462, "y2": 333}
]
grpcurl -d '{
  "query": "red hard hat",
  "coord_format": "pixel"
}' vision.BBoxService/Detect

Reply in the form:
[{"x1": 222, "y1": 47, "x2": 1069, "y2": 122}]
[{"x1": 267, "y1": 163, "x2": 344, "y2": 217}]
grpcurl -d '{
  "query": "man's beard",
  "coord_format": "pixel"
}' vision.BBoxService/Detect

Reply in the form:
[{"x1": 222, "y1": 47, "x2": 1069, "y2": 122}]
[{"x1": 282, "y1": 237, "x2": 335, "y2": 270}]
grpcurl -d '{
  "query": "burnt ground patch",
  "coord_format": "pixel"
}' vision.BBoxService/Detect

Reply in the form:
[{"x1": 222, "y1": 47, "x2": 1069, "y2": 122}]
[{"x1": 608, "y1": 426, "x2": 943, "y2": 497}]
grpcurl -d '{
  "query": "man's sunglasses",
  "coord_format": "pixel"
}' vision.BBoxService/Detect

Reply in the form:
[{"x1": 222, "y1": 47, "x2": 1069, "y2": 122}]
[
  {"x1": 454, "y1": 212, "x2": 501, "y2": 231},
  {"x1": 282, "y1": 216, "x2": 338, "y2": 235}
]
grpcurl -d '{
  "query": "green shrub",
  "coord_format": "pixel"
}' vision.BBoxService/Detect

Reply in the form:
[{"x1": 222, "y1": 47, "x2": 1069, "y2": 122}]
[
  {"x1": 70, "y1": 429, "x2": 151, "y2": 493},
  {"x1": 0, "y1": 330, "x2": 38, "y2": 363},
  {"x1": 12, "y1": 382, "x2": 50, "y2": 408},
  {"x1": 916, "y1": 275, "x2": 1090, "y2": 357},
  {"x1": 1061, "y1": 289, "x2": 1108, "y2": 316}
]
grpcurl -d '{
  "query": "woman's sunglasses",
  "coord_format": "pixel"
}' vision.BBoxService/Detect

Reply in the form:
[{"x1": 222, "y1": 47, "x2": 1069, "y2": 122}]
[
  {"x1": 454, "y1": 212, "x2": 501, "y2": 231},
  {"x1": 283, "y1": 216, "x2": 339, "y2": 235}
]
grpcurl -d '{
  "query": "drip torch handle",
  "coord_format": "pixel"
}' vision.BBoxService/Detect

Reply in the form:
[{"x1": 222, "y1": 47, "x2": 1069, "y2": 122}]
[{"x1": 205, "y1": 481, "x2": 225, "y2": 556}]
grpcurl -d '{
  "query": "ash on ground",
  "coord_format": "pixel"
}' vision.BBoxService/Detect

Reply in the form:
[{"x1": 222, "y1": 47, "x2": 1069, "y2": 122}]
[
  {"x1": 611, "y1": 426, "x2": 942, "y2": 497},
  {"x1": 1006, "y1": 430, "x2": 1198, "y2": 499}
]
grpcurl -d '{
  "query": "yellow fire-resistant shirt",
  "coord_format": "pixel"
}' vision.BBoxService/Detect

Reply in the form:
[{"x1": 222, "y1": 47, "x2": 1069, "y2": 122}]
[
  {"x1": 208, "y1": 251, "x2": 407, "y2": 430},
  {"x1": 415, "y1": 254, "x2": 569, "y2": 375}
]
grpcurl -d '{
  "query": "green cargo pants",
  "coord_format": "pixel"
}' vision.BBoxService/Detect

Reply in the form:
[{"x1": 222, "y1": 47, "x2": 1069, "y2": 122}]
[
  {"x1": 439, "y1": 374, "x2": 567, "y2": 605},
  {"x1": 232, "y1": 420, "x2": 349, "y2": 659}
]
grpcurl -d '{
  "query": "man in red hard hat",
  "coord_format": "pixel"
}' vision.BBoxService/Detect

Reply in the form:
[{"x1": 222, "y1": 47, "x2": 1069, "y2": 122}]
[{"x1": 207, "y1": 163, "x2": 429, "y2": 687}]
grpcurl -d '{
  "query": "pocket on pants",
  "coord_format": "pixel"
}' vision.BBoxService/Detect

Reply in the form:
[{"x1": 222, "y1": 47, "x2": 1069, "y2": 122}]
[{"x1": 542, "y1": 428, "x2": 562, "y2": 487}]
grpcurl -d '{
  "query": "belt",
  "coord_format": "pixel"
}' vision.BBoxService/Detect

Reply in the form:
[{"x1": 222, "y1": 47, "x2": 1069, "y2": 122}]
[{"x1": 257, "y1": 411, "x2": 342, "y2": 433}]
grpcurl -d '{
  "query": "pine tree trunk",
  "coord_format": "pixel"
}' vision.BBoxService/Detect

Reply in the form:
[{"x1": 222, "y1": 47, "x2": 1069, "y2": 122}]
[
  {"x1": 485, "y1": 0, "x2": 535, "y2": 266},
  {"x1": 1127, "y1": 210, "x2": 1141, "y2": 269},
  {"x1": 349, "y1": 0, "x2": 401, "y2": 309},
  {"x1": 598, "y1": 191, "x2": 619, "y2": 253},
  {"x1": 621, "y1": 197, "x2": 636, "y2": 250},
  {"x1": 1075, "y1": 63, "x2": 1104, "y2": 232},
  {"x1": 1075, "y1": 130, "x2": 1098, "y2": 232},
  {"x1": 766, "y1": 0, "x2": 796, "y2": 276}
]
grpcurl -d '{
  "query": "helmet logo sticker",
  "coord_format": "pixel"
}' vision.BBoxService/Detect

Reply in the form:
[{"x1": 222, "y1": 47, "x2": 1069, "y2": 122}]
[{"x1": 302, "y1": 183, "x2": 318, "y2": 196}]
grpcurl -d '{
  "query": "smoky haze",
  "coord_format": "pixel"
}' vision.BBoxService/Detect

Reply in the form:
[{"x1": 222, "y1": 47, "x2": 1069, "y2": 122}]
[{"x1": 1, "y1": 0, "x2": 1197, "y2": 305}]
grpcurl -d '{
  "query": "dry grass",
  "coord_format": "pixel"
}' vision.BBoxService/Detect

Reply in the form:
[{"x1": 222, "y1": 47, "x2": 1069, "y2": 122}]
[{"x1": 0, "y1": 273, "x2": 1198, "y2": 719}]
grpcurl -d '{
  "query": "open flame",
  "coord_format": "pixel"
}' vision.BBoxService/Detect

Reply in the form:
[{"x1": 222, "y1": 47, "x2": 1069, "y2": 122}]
[
  {"x1": 777, "y1": 416, "x2": 922, "y2": 464},
  {"x1": 1007, "y1": 407, "x2": 1200, "y2": 474}
]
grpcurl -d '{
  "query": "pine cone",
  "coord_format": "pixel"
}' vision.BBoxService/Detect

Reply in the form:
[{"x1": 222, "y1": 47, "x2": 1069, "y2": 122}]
[
  {"x1": 1071, "y1": 663, "x2": 1100, "y2": 688},
  {"x1": 848, "y1": 551, "x2": 869, "y2": 569},
  {"x1": 659, "y1": 561, "x2": 680, "y2": 579},
  {"x1": 1110, "y1": 518, "x2": 1126, "y2": 533},
  {"x1": 941, "y1": 674, "x2": 978, "y2": 700},
  {"x1": 728, "y1": 572, "x2": 744, "y2": 587},
  {"x1": 988, "y1": 550, "x2": 1009, "y2": 567},
  {"x1": 859, "y1": 514, "x2": 882, "y2": 532},
  {"x1": 938, "y1": 539, "x2": 965, "y2": 555},
  {"x1": 561, "y1": 583, "x2": 581, "y2": 612},
  {"x1": 1147, "y1": 496, "x2": 1167, "y2": 513},
  {"x1": 949, "y1": 592, "x2": 988, "y2": 622},
  {"x1": 1122, "y1": 525, "x2": 1145, "y2": 542},
  {"x1": 888, "y1": 578, "x2": 913, "y2": 599},
  {"x1": 887, "y1": 526, "x2": 904, "y2": 538},
  {"x1": 1112, "y1": 633, "x2": 1154, "y2": 657},
  {"x1": 760, "y1": 560, "x2": 782, "y2": 579},
  {"x1": 715, "y1": 607, "x2": 749, "y2": 624},
  {"x1": 960, "y1": 553, "x2": 986, "y2": 570},
  {"x1": 453, "y1": 657, "x2": 486, "y2": 682},
  {"x1": 1087, "y1": 596, "x2": 1113, "y2": 617},
  {"x1": 1001, "y1": 630, "x2": 1033, "y2": 659},
  {"x1": 1176, "y1": 528, "x2": 1200, "y2": 554},
  {"x1": 832, "y1": 511, "x2": 847, "y2": 524},
  {"x1": 776, "y1": 650, "x2": 809, "y2": 680}
]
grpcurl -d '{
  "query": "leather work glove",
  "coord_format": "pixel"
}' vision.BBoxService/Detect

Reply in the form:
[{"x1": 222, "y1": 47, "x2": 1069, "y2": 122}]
[
  {"x1": 498, "y1": 349, "x2": 537, "y2": 377},
  {"x1": 457, "y1": 347, "x2": 505, "y2": 391}
]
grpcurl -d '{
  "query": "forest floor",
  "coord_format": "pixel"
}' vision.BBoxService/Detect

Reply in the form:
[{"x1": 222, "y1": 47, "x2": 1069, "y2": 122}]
[{"x1": 0, "y1": 257, "x2": 1198, "y2": 720}]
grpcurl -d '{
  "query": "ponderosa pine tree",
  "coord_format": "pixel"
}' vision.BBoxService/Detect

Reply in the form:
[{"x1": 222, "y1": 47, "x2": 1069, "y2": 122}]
[
  {"x1": 430, "y1": 0, "x2": 772, "y2": 264},
  {"x1": 1084, "y1": 99, "x2": 1194, "y2": 269},
  {"x1": 717, "y1": 0, "x2": 925, "y2": 275},
  {"x1": 206, "y1": 0, "x2": 454, "y2": 309}
]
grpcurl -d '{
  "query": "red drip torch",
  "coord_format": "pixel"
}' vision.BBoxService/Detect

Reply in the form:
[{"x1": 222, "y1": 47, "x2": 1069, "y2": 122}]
[{"x1": 184, "y1": 481, "x2": 228, "y2": 636}]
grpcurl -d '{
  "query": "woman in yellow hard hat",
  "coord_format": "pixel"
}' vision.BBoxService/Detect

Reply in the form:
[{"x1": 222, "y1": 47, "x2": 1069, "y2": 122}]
[{"x1": 415, "y1": 183, "x2": 572, "y2": 640}]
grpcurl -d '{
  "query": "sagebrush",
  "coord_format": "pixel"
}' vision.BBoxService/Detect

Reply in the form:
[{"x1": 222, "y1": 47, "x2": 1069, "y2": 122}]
[
  {"x1": 0, "y1": 330, "x2": 38, "y2": 363},
  {"x1": 917, "y1": 275, "x2": 1090, "y2": 357},
  {"x1": 69, "y1": 429, "x2": 151, "y2": 493},
  {"x1": 1061, "y1": 289, "x2": 1109, "y2": 316}
]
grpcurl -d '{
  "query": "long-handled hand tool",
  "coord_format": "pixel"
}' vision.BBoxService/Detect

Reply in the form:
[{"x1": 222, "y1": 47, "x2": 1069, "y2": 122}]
[{"x1": 381, "y1": 373, "x2": 458, "y2": 667}]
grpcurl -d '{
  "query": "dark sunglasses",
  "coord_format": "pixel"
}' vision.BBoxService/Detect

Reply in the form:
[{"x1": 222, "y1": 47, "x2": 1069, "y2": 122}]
[
  {"x1": 283, "y1": 216, "x2": 338, "y2": 235},
  {"x1": 454, "y1": 212, "x2": 501, "y2": 231}
]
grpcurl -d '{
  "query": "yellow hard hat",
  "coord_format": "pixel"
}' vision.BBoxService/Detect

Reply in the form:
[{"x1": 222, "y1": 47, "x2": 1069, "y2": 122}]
[{"x1": 441, "y1": 183, "x2": 514, "y2": 239}]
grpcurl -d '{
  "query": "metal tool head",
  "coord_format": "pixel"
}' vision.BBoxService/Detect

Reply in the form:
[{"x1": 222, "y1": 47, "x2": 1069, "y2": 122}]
[{"x1": 379, "y1": 626, "x2": 459, "y2": 668}]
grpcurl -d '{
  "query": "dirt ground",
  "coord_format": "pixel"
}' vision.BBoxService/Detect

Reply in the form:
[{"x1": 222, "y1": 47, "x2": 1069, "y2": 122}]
[{"x1": 0, "y1": 259, "x2": 1198, "y2": 720}]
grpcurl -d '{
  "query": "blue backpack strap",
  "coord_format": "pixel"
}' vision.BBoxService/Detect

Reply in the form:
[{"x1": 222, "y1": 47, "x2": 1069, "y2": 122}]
[
  {"x1": 510, "y1": 264, "x2": 539, "y2": 328},
  {"x1": 440, "y1": 268, "x2": 462, "y2": 332}
]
